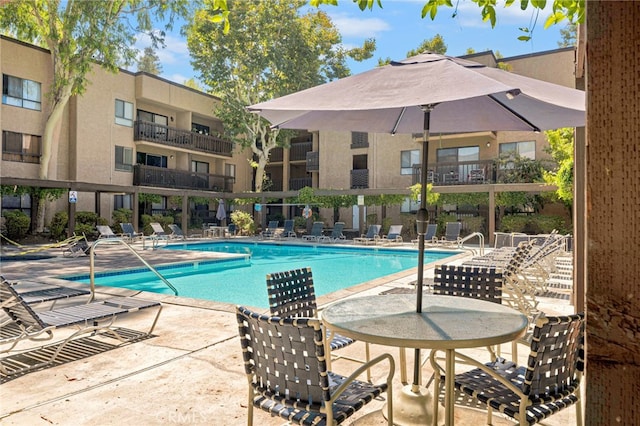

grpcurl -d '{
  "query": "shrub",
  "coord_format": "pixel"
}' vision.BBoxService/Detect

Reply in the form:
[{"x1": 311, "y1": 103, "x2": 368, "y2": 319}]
[
  {"x1": 499, "y1": 214, "x2": 570, "y2": 234},
  {"x1": 293, "y1": 216, "x2": 306, "y2": 229},
  {"x1": 2, "y1": 210, "x2": 30, "y2": 240},
  {"x1": 75, "y1": 211, "x2": 99, "y2": 225},
  {"x1": 49, "y1": 211, "x2": 68, "y2": 240},
  {"x1": 112, "y1": 208, "x2": 132, "y2": 227},
  {"x1": 231, "y1": 210, "x2": 255, "y2": 236},
  {"x1": 141, "y1": 214, "x2": 174, "y2": 235},
  {"x1": 462, "y1": 216, "x2": 485, "y2": 236},
  {"x1": 435, "y1": 213, "x2": 458, "y2": 237}
]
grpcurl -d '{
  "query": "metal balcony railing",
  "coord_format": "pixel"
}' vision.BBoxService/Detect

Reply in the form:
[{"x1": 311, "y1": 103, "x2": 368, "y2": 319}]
[
  {"x1": 289, "y1": 177, "x2": 312, "y2": 190},
  {"x1": 412, "y1": 160, "x2": 496, "y2": 185},
  {"x1": 306, "y1": 151, "x2": 319, "y2": 172},
  {"x1": 350, "y1": 169, "x2": 369, "y2": 189},
  {"x1": 290, "y1": 141, "x2": 312, "y2": 161},
  {"x1": 134, "y1": 120, "x2": 233, "y2": 157},
  {"x1": 133, "y1": 164, "x2": 234, "y2": 192}
]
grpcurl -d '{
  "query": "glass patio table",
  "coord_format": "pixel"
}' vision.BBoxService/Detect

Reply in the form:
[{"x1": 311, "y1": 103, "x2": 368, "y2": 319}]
[{"x1": 321, "y1": 293, "x2": 528, "y2": 426}]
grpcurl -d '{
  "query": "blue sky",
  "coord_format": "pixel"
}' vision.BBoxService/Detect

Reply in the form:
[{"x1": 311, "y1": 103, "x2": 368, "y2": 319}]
[{"x1": 134, "y1": 0, "x2": 568, "y2": 85}]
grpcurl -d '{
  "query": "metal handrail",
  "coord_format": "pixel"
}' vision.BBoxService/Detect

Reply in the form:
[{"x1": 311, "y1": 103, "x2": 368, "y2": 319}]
[
  {"x1": 459, "y1": 232, "x2": 485, "y2": 256},
  {"x1": 88, "y1": 238, "x2": 178, "y2": 301}
]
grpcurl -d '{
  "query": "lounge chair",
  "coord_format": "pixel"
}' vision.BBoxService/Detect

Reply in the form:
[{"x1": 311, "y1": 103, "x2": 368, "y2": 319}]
[
  {"x1": 431, "y1": 221, "x2": 462, "y2": 248},
  {"x1": 318, "y1": 222, "x2": 345, "y2": 243},
  {"x1": 379, "y1": 224, "x2": 403, "y2": 245},
  {"x1": 236, "y1": 305, "x2": 394, "y2": 425},
  {"x1": 353, "y1": 224, "x2": 381, "y2": 245},
  {"x1": 1, "y1": 276, "x2": 91, "y2": 309},
  {"x1": 277, "y1": 219, "x2": 296, "y2": 239},
  {"x1": 61, "y1": 233, "x2": 92, "y2": 257},
  {"x1": 0, "y1": 279, "x2": 162, "y2": 378},
  {"x1": 96, "y1": 225, "x2": 124, "y2": 240},
  {"x1": 120, "y1": 223, "x2": 144, "y2": 241},
  {"x1": 430, "y1": 313, "x2": 585, "y2": 426},
  {"x1": 301, "y1": 221, "x2": 324, "y2": 242},
  {"x1": 260, "y1": 220, "x2": 279, "y2": 239},
  {"x1": 168, "y1": 224, "x2": 187, "y2": 240},
  {"x1": 412, "y1": 223, "x2": 438, "y2": 246}
]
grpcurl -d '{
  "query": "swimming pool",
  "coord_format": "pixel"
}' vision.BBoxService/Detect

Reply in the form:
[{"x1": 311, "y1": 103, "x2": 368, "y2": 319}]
[{"x1": 62, "y1": 241, "x2": 457, "y2": 308}]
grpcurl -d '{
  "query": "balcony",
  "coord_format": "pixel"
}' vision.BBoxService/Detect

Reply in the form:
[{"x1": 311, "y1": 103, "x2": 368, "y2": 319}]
[
  {"x1": 306, "y1": 151, "x2": 319, "y2": 172},
  {"x1": 289, "y1": 177, "x2": 312, "y2": 190},
  {"x1": 133, "y1": 164, "x2": 233, "y2": 192},
  {"x1": 290, "y1": 141, "x2": 312, "y2": 161},
  {"x1": 134, "y1": 121, "x2": 233, "y2": 157},
  {"x1": 412, "y1": 160, "x2": 497, "y2": 186},
  {"x1": 350, "y1": 169, "x2": 369, "y2": 189}
]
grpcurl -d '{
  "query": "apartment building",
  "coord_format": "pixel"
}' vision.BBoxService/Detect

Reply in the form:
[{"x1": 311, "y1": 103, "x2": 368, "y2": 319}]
[
  {"x1": 1, "y1": 36, "x2": 253, "y2": 231},
  {"x1": 263, "y1": 47, "x2": 579, "y2": 233}
]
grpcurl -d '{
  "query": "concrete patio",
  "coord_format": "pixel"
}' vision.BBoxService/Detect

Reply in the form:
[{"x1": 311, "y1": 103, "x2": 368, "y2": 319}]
[{"x1": 0, "y1": 239, "x2": 579, "y2": 425}]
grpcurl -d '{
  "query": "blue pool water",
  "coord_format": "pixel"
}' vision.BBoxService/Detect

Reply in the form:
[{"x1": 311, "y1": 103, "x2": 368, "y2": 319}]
[{"x1": 63, "y1": 241, "x2": 457, "y2": 308}]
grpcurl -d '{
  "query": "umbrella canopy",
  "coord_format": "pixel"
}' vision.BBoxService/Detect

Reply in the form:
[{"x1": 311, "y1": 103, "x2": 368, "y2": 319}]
[
  {"x1": 249, "y1": 53, "x2": 585, "y2": 133},
  {"x1": 216, "y1": 200, "x2": 226, "y2": 222},
  {"x1": 248, "y1": 52, "x2": 586, "y2": 393}
]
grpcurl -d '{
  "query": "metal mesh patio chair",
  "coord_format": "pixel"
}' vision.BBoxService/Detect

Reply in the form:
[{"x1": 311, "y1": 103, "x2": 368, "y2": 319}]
[
  {"x1": 430, "y1": 313, "x2": 584, "y2": 426},
  {"x1": 265, "y1": 267, "x2": 371, "y2": 381},
  {"x1": 236, "y1": 305, "x2": 395, "y2": 425}
]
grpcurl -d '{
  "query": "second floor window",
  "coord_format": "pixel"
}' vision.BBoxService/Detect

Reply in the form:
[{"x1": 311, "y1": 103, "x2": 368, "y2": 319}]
[
  {"x1": 192, "y1": 123, "x2": 210, "y2": 135},
  {"x1": 137, "y1": 152, "x2": 167, "y2": 168},
  {"x1": 191, "y1": 160, "x2": 209, "y2": 174},
  {"x1": 115, "y1": 146, "x2": 133, "y2": 171},
  {"x1": 225, "y1": 163, "x2": 236, "y2": 182},
  {"x1": 351, "y1": 131, "x2": 369, "y2": 148},
  {"x1": 2, "y1": 74, "x2": 41, "y2": 111},
  {"x1": 2, "y1": 130, "x2": 41, "y2": 163},
  {"x1": 115, "y1": 99, "x2": 133, "y2": 127},
  {"x1": 499, "y1": 141, "x2": 536, "y2": 160},
  {"x1": 401, "y1": 150, "x2": 420, "y2": 175}
]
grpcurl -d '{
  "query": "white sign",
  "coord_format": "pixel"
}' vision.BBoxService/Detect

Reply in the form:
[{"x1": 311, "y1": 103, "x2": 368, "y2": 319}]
[
  {"x1": 69, "y1": 191, "x2": 78, "y2": 203},
  {"x1": 357, "y1": 195, "x2": 364, "y2": 206}
]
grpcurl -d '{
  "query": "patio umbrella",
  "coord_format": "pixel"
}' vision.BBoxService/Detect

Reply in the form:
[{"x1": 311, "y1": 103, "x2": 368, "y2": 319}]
[
  {"x1": 248, "y1": 52, "x2": 586, "y2": 412},
  {"x1": 216, "y1": 199, "x2": 226, "y2": 224}
]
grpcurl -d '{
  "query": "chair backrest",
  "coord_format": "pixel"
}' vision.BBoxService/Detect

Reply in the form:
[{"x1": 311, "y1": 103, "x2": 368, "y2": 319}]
[
  {"x1": 387, "y1": 225, "x2": 403, "y2": 238},
  {"x1": 366, "y1": 224, "x2": 381, "y2": 238},
  {"x1": 283, "y1": 219, "x2": 294, "y2": 232},
  {"x1": 444, "y1": 222, "x2": 462, "y2": 241},
  {"x1": 433, "y1": 265, "x2": 502, "y2": 303},
  {"x1": 120, "y1": 223, "x2": 133, "y2": 235},
  {"x1": 236, "y1": 305, "x2": 329, "y2": 410},
  {"x1": 522, "y1": 313, "x2": 585, "y2": 398},
  {"x1": 310, "y1": 221, "x2": 324, "y2": 236},
  {"x1": 331, "y1": 222, "x2": 345, "y2": 238},
  {"x1": 267, "y1": 220, "x2": 279, "y2": 230},
  {"x1": 265, "y1": 268, "x2": 317, "y2": 318},
  {"x1": 96, "y1": 225, "x2": 116, "y2": 237},
  {"x1": 425, "y1": 223, "x2": 438, "y2": 240},
  {"x1": 168, "y1": 224, "x2": 184, "y2": 236},
  {"x1": 0, "y1": 278, "x2": 47, "y2": 331},
  {"x1": 150, "y1": 222, "x2": 166, "y2": 235}
]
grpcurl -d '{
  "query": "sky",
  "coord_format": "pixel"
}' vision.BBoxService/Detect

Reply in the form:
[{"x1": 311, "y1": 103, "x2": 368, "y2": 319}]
[{"x1": 133, "y1": 0, "x2": 568, "y2": 86}]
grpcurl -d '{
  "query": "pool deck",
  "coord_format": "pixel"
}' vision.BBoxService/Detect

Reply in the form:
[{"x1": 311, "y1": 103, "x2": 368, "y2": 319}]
[{"x1": 1, "y1": 237, "x2": 578, "y2": 425}]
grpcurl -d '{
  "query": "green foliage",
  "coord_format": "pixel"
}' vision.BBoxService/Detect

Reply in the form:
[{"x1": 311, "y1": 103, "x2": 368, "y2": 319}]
[
  {"x1": 437, "y1": 192, "x2": 488, "y2": 207},
  {"x1": 75, "y1": 211, "x2": 99, "y2": 225},
  {"x1": 112, "y1": 208, "x2": 132, "y2": 227},
  {"x1": 462, "y1": 216, "x2": 485, "y2": 235},
  {"x1": 294, "y1": 216, "x2": 307, "y2": 229},
  {"x1": 543, "y1": 128, "x2": 574, "y2": 207},
  {"x1": 405, "y1": 34, "x2": 447, "y2": 57},
  {"x1": 140, "y1": 214, "x2": 174, "y2": 235},
  {"x1": 230, "y1": 210, "x2": 256, "y2": 236},
  {"x1": 409, "y1": 183, "x2": 439, "y2": 205},
  {"x1": 366, "y1": 213, "x2": 378, "y2": 227},
  {"x1": 499, "y1": 214, "x2": 570, "y2": 234},
  {"x1": 137, "y1": 46, "x2": 163, "y2": 75},
  {"x1": 495, "y1": 154, "x2": 544, "y2": 184},
  {"x1": 49, "y1": 211, "x2": 68, "y2": 240},
  {"x1": 435, "y1": 214, "x2": 458, "y2": 237},
  {"x1": 2, "y1": 210, "x2": 31, "y2": 240}
]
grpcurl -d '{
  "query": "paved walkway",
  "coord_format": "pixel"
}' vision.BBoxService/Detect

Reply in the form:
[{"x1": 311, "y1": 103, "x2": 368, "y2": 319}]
[{"x1": 1, "y1": 238, "x2": 578, "y2": 425}]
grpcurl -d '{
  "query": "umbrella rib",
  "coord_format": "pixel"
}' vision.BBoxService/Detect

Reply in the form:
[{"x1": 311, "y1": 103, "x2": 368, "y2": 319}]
[
  {"x1": 391, "y1": 107, "x2": 407, "y2": 135},
  {"x1": 488, "y1": 94, "x2": 541, "y2": 132}
]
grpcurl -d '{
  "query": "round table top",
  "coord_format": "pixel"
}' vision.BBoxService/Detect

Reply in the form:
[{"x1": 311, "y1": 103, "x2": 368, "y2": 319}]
[{"x1": 321, "y1": 294, "x2": 528, "y2": 350}]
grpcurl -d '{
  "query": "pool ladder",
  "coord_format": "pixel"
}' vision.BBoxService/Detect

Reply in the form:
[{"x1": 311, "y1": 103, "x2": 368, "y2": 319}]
[{"x1": 88, "y1": 238, "x2": 178, "y2": 301}]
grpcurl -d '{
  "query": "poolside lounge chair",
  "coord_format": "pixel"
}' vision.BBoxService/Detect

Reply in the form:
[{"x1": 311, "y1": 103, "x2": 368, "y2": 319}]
[
  {"x1": 379, "y1": 224, "x2": 403, "y2": 245},
  {"x1": 61, "y1": 233, "x2": 92, "y2": 257},
  {"x1": 318, "y1": 222, "x2": 345, "y2": 243},
  {"x1": 430, "y1": 313, "x2": 584, "y2": 426},
  {"x1": 353, "y1": 224, "x2": 381, "y2": 245},
  {"x1": 1, "y1": 276, "x2": 90, "y2": 309},
  {"x1": 411, "y1": 223, "x2": 438, "y2": 246},
  {"x1": 168, "y1": 224, "x2": 187, "y2": 240},
  {"x1": 236, "y1": 305, "x2": 394, "y2": 426},
  {"x1": 431, "y1": 222, "x2": 463, "y2": 248},
  {"x1": 301, "y1": 221, "x2": 324, "y2": 242},
  {"x1": 120, "y1": 223, "x2": 144, "y2": 241},
  {"x1": 260, "y1": 220, "x2": 279, "y2": 239},
  {"x1": 277, "y1": 219, "x2": 297, "y2": 239},
  {"x1": 96, "y1": 225, "x2": 124, "y2": 240},
  {"x1": 0, "y1": 279, "x2": 162, "y2": 378}
]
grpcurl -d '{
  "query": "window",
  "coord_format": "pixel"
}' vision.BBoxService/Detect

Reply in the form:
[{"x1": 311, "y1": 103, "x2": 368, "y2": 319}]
[
  {"x1": 2, "y1": 131, "x2": 41, "y2": 163},
  {"x1": 115, "y1": 146, "x2": 133, "y2": 171},
  {"x1": 351, "y1": 132, "x2": 369, "y2": 148},
  {"x1": 225, "y1": 163, "x2": 236, "y2": 182},
  {"x1": 191, "y1": 160, "x2": 209, "y2": 174},
  {"x1": 115, "y1": 99, "x2": 134, "y2": 126},
  {"x1": 114, "y1": 194, "x2": 133, "y2": 210},
  {"x1": 192, "y1": 123, "x2": 210, "y2": 135},
  {"x1": 401, "y1": 150, "x2": 420, "y2": 175},
  {"x1": 2, "y1": 74, "x2": 41, "y2": 110},
  {"x1": 499, "y1": 141, "x2": 536, "y2": 159},
  {"x1": 400, "y1": 196, "x2": 419, "y2": 213},
  {"x1": 136, "y1": 152, "x2": 167, "y2": 168},
  {"x1": 1, "y1": 194, "x2": 31, "y2": 217}
]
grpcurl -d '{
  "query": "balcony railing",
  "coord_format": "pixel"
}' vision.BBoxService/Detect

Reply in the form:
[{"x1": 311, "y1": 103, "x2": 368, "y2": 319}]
[
  {"x1": 412, "y1": 160, "x2": 497, "y2": 185},
  {"x1": 289, "y1": 177, "x2": 312, "y2": 190},
  {"x1": 133, "y1": 164, "x2": 233, "y2": 192},
  {"x1": 269, "y1": 148, "x2": 284, "y2": 162},
  {"x1": 306, "y1": 151, "x2": 319, "y2": 172},
  {"x1": 351, "y1": 169, "x2": 369, "y2": 189},
  {"x1": 290, "y1": 141, "x2": 312, "y2": 161},
  {"x1": 134, "y1": 120, "x2": 233, "y2": 157}
]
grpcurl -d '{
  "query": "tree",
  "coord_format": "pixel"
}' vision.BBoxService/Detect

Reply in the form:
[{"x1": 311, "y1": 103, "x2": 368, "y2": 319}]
[
  {"x1": 137, "y1": 46, "x2": 163, "y2": 75},
  {"x1": 0, "y1": 0, "x2": 189, "y2": 232},
  {"x1": 543, "y1": 128, "x2": 574, "y2": 207},
  {"x1": 558, "y1": 23, "x2": 578, "y2": 47},
  {"x1": 378, "y1": 33, "x2": 446, "y2": 66},
  {"x1": 185, "y1": 0, "x2": 374, "y2": 193}
]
